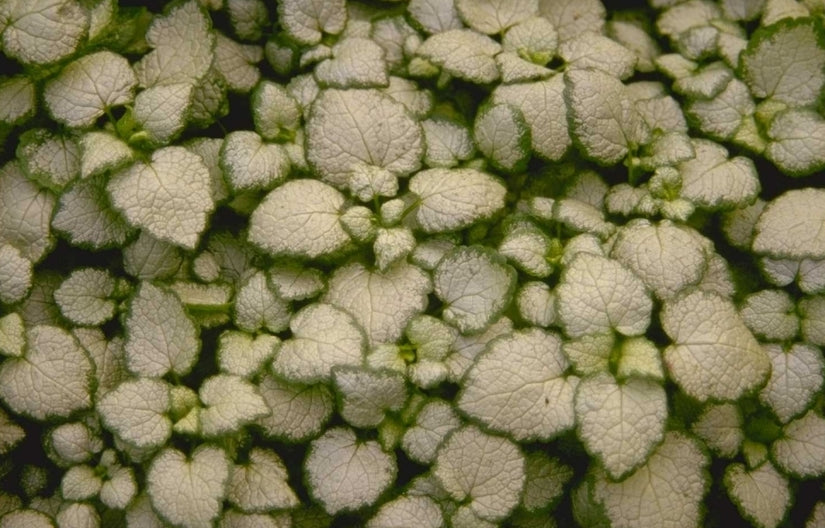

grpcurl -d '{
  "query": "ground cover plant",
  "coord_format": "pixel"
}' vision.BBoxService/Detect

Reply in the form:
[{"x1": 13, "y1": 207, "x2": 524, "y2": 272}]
[{"x1": 1, "y1": 0, "x2": 825, "y2": 526}]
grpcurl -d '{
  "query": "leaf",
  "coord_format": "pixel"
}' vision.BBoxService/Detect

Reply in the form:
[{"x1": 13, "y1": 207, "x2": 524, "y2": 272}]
[
  {"x1": 220, "y1": 131, "x2": 290, "y2": 191},
  {"x1": 459, "y1": 328, "x2": 578, "y2": 441},
  {"x1": 557, "y1": 253, "x2": 652, "y2": 338},
  {"x1": 305, "y1": 427, "x2": 396, "y2": 515},
  {"x1": 277, "y1": 0, "x2": 346, "y2": 45},
  {"x1": 434, "y1": 426, "x2": 524, "y2": 522},
  {"x1": 0, "y1": 162, "x2": 56, "y2": 262},
  {"x1": 740, "y1": 17, "x2": 825, "y2": 106},
  {"x1": 434, "y1": 246, "x2": 517, "y2": 334},
  {"x1": 333, "y1": 367, "x2": 407, "y2": 428},
  {"x1": 228, "y1": 448, "x2": 298, "y2": 513},
  {"x1": 44, "y1": 51, "x2": 137, "y2": 128},
  {"x1": 740, "y1": 290, "x2": 799, "y2": 341},
  {"x1": 692, "y1": 403, "x2": 743, "y2": 457},
  {"x1": 473, "y1": 103, "x2": 531, "y2": 173},
  {"x1": 325, "y1": 261, "x2": 431, "y2": 346},
  {"x1": 0, "y1": 76, "x2": 36, "y2": 126},
  {"x1": 592, "y1": 432, "x2": 709, "y2": 528},
  {"x1": 416, "y1": 29, "x2": 502, "y2": 84},
  {"x1": 0, "y1": 510, "x2": 54, "y2": 528},
  {"x1": 661, "y1": 290, "x2": 770, "y2": 401},
  {"x1": 249, "y1": 179, "x2": 350, "y2": 259},
  {"x1": 538, "y1": 0, "x2": 605, "y2": 42},
  {"x1": 147, "y1": 446, "x2": 230, "y2": 528},
  {"x1": 455, "y1": 0, "x2": 537, "y2": 35},
  {"x1": 576, "y1": 373, "x2": 668, "y2": 479},
  {"x1": 0, "y1": 326, "x2": 92, "y2": 420},
  {"x1": 0, "y1": 245, "x2": 31, "y2": 305},
  {"x1": 401, "y1": 399, "x2": 461, "y2": 464},
  {"x1": 54, "y1": 268, "x2": 116, "y2": 326},
  {"x1": 0, "y1": 408, "x2": 24, "y2": 455},
  {"x1": 98, "y1": 378, "x2": 172, "y2": 449},
  {"x1": 520, "y1": 452, "x2": 573, "y2": 512},
  {"x1": 677, "y1": 139, "x2": 760, "y2": 210},
  {"x1": 686, "y1": 79, "x2": 754, "y2": 141},
  {"x1": 565, "y1": 69, "x2": 648, "y2": 165},
  {"x1": 306, "y1": 89, "x2": 422, "y2": 189},
  {"x1": 560, "y1": 32, "x2": 637, "y2": 79},
  {"x1": 199, "y1": 374, "x2": 269, "y2": 437},
  {"x1": 766, "y1": 108, "x2": 825, "y2": 176},
  {"x1": 133, "y1": 1, "x2": 215, "y2": 88},
  {"x1": 0, "y1": 0, "x2": 88, "y2": 65},
  {"x1": 421, "y1": 119, "x2": 475, "y2": 168},
  {"x1": 251, "y1": 81, "x2": 301, "y2": 142},
  {"x1": 108, "y1": 147, "x2": 214, "y2": 250},
  {"x1": 725, "y1": 462, "x2": 790, "y2": 528},
  {"x1": 52, "y1": 175, "x2": 134, "y2": 250},
  {"x1": 272, "y1": 303, "x2": 365, "y2": 383},
  {"x1": 409, "y1": 168, "x2": 506, "y2": 233},
  {"x1": 124, "y1": 282, "x2": 199, "y2": 378},
  {"x1": 257, "y1": 374, "x2": 334, "y2": 442},
  {"x1": 408, "y1": 0, "x2": 463, "y2": 34},
  {"x1": 217, "y1": 331, "x2": 278, "y2": 378},
  {"x1": 234, "y1": 271, "x2": 290, "y2": 334},
  {"x1": 367, "y1": 496, "x2": 444, "y2": 528},
  {"x1": 491, "y1": 76, "x2": 570, "y2": 160},
  {"x1": 0, "y1": 313, "x2": 25, "y2": 357},
  {"x1": 611, "y1": 219, "x2": 707, "y2": 300},
  {"x1": 315, "y1": 37, "x2": 389, "y2": 88},
  {"x1": 753, "y1": 188, "x2": 825, "y2": 259},
  {"x1": 772, "y1": 410, "x2": 825, "y2": 477}
]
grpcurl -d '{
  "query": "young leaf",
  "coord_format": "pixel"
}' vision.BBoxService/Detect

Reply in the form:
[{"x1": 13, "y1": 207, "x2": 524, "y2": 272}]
[
  {"x1": 575, "y1": 373, "x2": 667, "y2": 479},
  {"x1": 234, "y1": 271, "x2": 290, "y2": 334},
  {"x1": 459, "y1": 328, "x2": 578, "y2": 441},
  {"x1": 676, "y1": 139, "x2": 760, "y2": 210},
  {"x1": 409, "y1": 168, "x2": 506, "y2": 233},
  {"x1": 0, "y1": 326, "x2": 92, "y2": 420},
  {"x1": 305, "y1": 427, "x2": 396, "y2": 515},
  {"x1": 421, "y1": 119, "x2": 475, "y2": 168},
  {"x1": 124, "y1": 282, "x2": 198, "y2": 378},
  {"x1": 147, "y1": 446, "x2": 230, "y2": 528},
  {"x1": 315, "y1": 38, "x2": 389, "y2": 89},
  {"x1": 217, "y1": 331, "x2": 278, "y2": 378},
  {"x1": 98, "y1": 378, "x2": 172, "y2": 449},
  {"x1": 661, "y1": 290, "x2": 770, "y2": 401},
  {"x1": 434, "y1": 426, "x2": 524, "y2": 522},
  {"x1": 434, "y1": 246, "x2": 517, "y2": 334}
]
